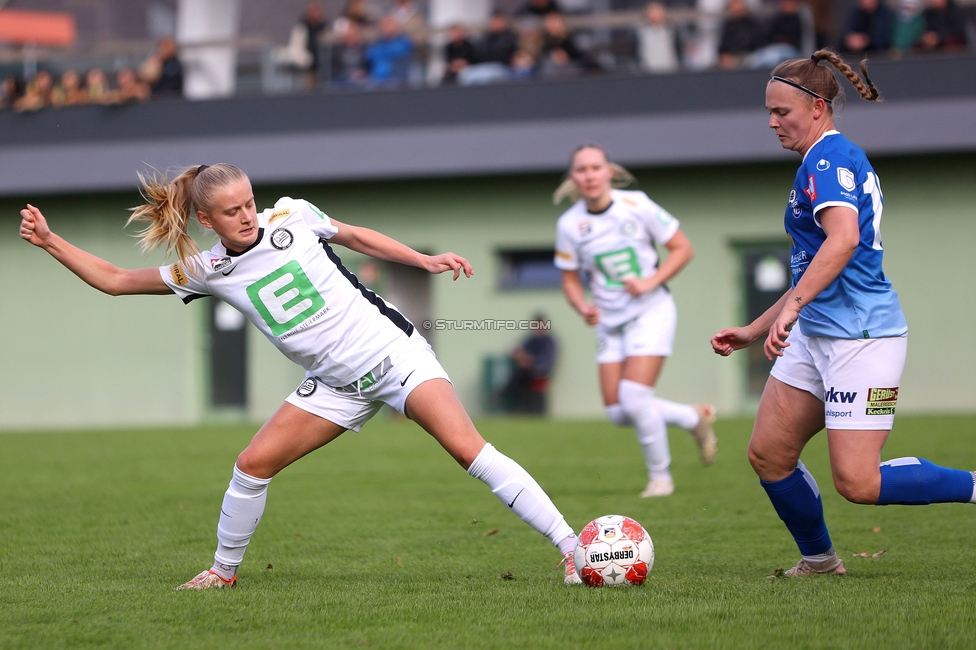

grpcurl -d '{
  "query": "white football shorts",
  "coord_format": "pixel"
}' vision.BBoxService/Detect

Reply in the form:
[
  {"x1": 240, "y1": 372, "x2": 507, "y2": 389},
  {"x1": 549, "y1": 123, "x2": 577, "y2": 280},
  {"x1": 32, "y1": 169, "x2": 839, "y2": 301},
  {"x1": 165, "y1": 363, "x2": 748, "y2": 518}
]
[
  {"x1": 285, "y1": 332, "x2": 450, "y2": 432},
  {"x1": 596, "y1": 291, "x2": 677, "y2": 364},
  {"x1": 770, "y1": 326, "x2": 907, "y2": 430}
]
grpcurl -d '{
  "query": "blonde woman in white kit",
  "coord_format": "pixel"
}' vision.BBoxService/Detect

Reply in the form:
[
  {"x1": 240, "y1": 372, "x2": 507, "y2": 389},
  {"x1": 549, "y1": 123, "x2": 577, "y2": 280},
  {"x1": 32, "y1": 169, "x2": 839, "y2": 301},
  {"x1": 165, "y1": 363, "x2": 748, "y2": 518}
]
[{"x1": 554, "y1": 145, "x2": 717, "y2": 497}]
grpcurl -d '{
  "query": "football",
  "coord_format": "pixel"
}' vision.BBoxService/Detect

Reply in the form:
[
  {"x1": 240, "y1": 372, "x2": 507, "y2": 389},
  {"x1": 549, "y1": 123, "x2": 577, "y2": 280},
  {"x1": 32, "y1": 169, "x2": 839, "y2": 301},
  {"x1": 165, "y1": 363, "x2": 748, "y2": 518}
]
[{"x1": 574, "y1": 515, "x2": 654, "y2": 586}]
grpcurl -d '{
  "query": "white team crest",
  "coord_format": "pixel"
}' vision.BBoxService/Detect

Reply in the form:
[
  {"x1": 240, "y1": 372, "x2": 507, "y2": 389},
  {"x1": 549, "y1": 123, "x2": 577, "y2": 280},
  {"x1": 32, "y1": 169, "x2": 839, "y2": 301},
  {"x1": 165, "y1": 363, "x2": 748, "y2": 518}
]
[
  {"x1": 816, "y1": 159, "x2": 830, "y2": 172},
  {"x1": 788, "y1": 189, "x2": 797, "y2": 204},
  {"x1": 837, "y1": 168, "x2": 856, "y2": 192},
  {"x1": 578, "y1": 220, "x2": 592, "y2": 236}
]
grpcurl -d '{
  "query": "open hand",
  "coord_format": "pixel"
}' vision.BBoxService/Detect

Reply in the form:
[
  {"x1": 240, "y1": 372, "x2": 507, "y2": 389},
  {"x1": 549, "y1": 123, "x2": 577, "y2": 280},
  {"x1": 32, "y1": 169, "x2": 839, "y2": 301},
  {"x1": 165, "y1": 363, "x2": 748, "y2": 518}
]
[{"x1": 424, "y1": 253, "x2": 473, "y2": 280}]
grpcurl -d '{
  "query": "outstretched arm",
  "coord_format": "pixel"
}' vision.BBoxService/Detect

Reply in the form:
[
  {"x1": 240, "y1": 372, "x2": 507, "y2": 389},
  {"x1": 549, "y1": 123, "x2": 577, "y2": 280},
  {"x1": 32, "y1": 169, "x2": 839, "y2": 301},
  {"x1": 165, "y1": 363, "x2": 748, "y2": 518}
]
[
  {"x1": 328, "y1": 218, "x2": 473, "y2": 280},
  {"x1": 20, "y1": 204, "x2": 172, "y2": 296}
]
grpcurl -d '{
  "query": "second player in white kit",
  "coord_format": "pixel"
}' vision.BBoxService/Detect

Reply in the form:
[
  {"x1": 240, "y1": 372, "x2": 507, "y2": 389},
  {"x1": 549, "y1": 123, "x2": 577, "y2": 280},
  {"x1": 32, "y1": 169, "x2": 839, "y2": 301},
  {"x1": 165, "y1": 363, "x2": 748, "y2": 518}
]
[{"x1": 555, "y1": 145, "x2": 717, "y2": 497}]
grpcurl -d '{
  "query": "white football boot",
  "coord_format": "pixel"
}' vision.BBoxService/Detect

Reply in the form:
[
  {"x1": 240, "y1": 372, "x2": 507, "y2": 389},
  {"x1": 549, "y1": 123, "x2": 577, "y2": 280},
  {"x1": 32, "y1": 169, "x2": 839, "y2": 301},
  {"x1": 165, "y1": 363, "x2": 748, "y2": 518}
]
[
  {"x1": 560, "y1": 551, "x2": 583, "y2": 585},
  {"x1": 176, "y1": 570, "x2": 237, "y2": 590},
  {"x1": 690, "y1": 404, "x2": 718, "y2": 466},
  {"x1": 640, "y1": 478, "x2": 675, "y2": 498}
]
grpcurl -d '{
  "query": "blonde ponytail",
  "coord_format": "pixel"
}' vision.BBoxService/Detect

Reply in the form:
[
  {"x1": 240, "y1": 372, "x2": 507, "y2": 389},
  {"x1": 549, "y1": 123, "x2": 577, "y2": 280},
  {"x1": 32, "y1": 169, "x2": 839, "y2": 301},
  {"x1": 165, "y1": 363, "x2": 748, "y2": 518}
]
[
  {"x1": 127, "y1": 163, "x2": 248, "y2": 267},
  {"x1": 128, "y1": 166, "x2": 201, "y2": 263}
]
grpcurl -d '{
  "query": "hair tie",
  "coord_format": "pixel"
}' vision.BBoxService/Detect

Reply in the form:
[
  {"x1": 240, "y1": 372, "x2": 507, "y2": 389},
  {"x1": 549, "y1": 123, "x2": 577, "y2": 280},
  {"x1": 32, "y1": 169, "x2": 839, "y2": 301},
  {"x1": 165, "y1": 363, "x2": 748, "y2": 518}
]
[
  {"x1": 197, "y1": 164, "x2": 209, "y2": 174},
  {"x1": 811, "y1": 54, "x2": 820, "y2": 63}
]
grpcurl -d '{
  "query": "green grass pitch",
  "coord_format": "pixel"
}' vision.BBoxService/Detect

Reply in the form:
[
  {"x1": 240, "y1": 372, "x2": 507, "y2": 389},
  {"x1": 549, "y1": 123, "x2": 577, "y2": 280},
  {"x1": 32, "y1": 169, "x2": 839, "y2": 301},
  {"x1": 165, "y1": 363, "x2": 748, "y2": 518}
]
[{"x1": 1, "y1": 414, "x2": 974, "y2": 648}]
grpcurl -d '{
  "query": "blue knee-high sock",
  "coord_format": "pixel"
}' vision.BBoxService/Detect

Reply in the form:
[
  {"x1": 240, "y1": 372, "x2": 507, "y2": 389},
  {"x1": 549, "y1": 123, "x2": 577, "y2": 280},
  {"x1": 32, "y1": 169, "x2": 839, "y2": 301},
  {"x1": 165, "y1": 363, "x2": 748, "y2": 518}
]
[
  {"x1": 877, "y1": 457, "x2": 975, "y2": 505},
  {"x1": 760, "y1": 461, "x2": 833, "y2": 557}
]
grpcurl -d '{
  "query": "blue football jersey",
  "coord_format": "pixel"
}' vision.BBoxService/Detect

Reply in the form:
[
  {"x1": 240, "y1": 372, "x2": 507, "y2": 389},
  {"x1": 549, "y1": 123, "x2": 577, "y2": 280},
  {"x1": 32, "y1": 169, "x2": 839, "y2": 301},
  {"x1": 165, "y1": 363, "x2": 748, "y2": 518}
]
[{"x1": 784, "y1": 131, "x2": 907, "y2": 339}]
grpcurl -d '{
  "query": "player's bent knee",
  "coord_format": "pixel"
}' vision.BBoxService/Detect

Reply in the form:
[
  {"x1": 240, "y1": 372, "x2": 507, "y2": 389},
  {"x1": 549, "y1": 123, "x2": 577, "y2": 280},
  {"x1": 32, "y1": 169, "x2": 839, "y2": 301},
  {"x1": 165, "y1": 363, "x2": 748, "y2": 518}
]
[
  {"x1": 235, "y1": 450, "x2": 275, "y2": 480},
  {"x1": 833, "y1": 476, "x2": 880, "y2": 504},
  {"x1": 747, "y1": 444, "x2": 797, "y2": 482}
]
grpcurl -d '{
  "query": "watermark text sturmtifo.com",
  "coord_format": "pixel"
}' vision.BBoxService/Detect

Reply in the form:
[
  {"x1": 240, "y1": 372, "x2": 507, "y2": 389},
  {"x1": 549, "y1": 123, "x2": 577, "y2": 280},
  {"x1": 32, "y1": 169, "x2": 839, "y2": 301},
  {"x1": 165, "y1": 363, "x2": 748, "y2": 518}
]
[{"x1": 421, "y1": 319, "x2": 552, "y2": 331}]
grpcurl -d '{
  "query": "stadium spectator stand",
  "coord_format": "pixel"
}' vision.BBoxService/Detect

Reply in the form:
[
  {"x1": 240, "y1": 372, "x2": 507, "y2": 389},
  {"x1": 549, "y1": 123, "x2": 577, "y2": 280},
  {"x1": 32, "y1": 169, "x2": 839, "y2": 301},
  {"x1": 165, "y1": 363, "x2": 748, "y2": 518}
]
[{"x1": 0, "y1": 0, "x2": 973, "y2": 112}]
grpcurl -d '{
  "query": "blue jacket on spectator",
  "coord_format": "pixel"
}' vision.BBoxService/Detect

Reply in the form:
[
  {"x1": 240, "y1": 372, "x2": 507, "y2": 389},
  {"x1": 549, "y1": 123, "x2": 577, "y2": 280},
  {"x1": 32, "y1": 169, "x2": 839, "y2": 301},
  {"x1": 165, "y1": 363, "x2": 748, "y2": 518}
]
[{"x1": 366, "y1": 34, "x2": 414, "y2": 82}]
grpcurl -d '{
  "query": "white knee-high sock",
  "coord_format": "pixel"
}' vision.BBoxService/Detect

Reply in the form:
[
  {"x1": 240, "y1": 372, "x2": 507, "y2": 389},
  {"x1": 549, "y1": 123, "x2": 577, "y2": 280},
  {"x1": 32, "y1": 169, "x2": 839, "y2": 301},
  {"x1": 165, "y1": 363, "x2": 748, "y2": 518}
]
[
  {"x1": 212, "y1": 465, "x2": 272, "y2": 577},
  {"x1": 652, "y1": 397, "x2": 699, "y2": 430},
  {"x1": 468, "y1": 443, "x2": 576, "y2": 554},
  {"x1": 619, "y1": 379, "x2": 672, "y2": 482}
]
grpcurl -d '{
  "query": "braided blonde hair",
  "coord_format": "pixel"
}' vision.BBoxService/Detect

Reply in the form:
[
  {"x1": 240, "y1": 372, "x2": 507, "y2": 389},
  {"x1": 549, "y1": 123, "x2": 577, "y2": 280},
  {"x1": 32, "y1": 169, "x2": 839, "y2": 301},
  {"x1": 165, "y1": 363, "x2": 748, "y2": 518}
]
[
  {"x1": 553, "y1": 144, "x2": 635, "y2": 205},
  {"x1": 127, "y1": 163, "x2": 248, "y2": 266},
  {"x1": 770, "y1": 48, "x2": 881, "y2": 112}
]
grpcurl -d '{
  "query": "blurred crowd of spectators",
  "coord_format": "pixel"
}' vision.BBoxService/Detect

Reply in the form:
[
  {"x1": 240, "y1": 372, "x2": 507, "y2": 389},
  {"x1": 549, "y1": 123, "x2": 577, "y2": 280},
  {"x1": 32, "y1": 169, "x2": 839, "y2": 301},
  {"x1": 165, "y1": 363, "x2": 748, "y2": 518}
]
[
  {"x1": 2, "y1": 0, "x2": 972, "y2": 110},
  {"x1": 0, "y1": 36, "x2": 183, "y2": 112}
]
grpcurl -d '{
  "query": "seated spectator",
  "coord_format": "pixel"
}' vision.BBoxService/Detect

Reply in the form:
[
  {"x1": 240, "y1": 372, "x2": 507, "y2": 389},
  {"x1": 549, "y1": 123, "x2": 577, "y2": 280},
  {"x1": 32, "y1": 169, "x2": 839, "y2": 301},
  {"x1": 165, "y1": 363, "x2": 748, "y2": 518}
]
[
  {"x1": 365, "y1": 15, "x2": 414, "y2": 85},
  {"x1": 443, "y1": 24, "x2": 477, "y2": 84},
  {"x1": 274, "y1": 3, "x2": 329, "y2": 89},
  {"x1": 84, "y1": 68, "x2": 111, "y2": 104},
  {"x1": 387, "y1": 0, "x2": 426, "y2": 49},
  {"x1": 744, "y1": 0, "x2": 803, "y2": 68},
  {"x1": 891, "y1": 0, "x2": 926, "y2": 52},
  {"x1": 330, "y1": 20, "x2": 369, "y2": 86},
  {"x1": 519, "y1": 0, "x2": 562, "y2": 18},
  {"x1": 511, "y1": 49, "x2": 539, "y2": 79},
  {"x1": 919, "y1": 0, "x2": 967, "y2": 50},
  {"x1": 502, "y1": 315, "x2": 557, "y2": 415},
  {"x1": 112, "y1": 67, "x2": 151, "y2": 103},
  {"x1": 478, "y1": 11, "x2": 520, "y2": 65},
  {"x1": 14, "y1": 71, "x2": 54, "y2": 112},
  {"x1": 139, "y1": 37, "x2": 184, "y2": 97},
  {"x1": 843, "y1": 0, "x2": 893, "y2": 53},
  {"x1": 767, "y1": 0, "x2": 804, "y2": 52},
  {"x1": 717, "y1": 0, "x2": 766, "y2": 69},
  {"x1": 50, "y1": 69, "x2": 87, "y2": 107},
  {"x1": 333, "y1": 0, "x2": 375, "y2": 35},
  {"x1": 0, "y1": 74, "x2": 25, "y2": 110},
  {"x1": 638, "y1": 2, "x2": 681, "y2": 73},
  {"x1": 540, "y1": 11, "x2": 597, "y2": 77}
]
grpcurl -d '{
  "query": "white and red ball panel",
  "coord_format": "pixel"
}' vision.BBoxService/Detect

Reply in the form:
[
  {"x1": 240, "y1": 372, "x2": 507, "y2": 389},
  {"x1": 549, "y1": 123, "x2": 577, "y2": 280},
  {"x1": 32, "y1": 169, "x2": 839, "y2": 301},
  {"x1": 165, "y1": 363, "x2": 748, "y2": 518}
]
[{"x1": 574, "y1": 515, "x2": 654, "y2": 587}]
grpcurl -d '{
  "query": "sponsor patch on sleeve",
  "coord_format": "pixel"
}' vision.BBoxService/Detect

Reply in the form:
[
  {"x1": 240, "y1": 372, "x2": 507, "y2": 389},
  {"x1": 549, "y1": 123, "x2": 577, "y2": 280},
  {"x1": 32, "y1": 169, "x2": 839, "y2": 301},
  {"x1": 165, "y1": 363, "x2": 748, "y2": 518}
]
[
  {"x1": 170, "y1": 262, "x2": 188, "y2": 286},
  {"x1": 269, "y1": 208, "x2": 291, "y2": 224},
  {"x1": 866, "y1": 387, "x2": 898, "y2": 415},
  {"x1": 555, "y1": 250, "x2": 573, "y2": 261}
]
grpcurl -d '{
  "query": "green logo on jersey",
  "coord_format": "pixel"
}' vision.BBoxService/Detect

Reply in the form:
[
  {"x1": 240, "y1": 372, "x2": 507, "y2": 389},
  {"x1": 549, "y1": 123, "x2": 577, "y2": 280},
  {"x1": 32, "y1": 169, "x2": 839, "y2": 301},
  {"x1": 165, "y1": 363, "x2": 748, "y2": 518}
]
[
  {"x1": 309, "y1": 203, "x2": 327, "y2": 220},
  {"x1": 594, "y1": 247, "x2": 642, "y2": 287},
  {"x1": 247, "y1": 261, "x2": 326, "y2": 336}
]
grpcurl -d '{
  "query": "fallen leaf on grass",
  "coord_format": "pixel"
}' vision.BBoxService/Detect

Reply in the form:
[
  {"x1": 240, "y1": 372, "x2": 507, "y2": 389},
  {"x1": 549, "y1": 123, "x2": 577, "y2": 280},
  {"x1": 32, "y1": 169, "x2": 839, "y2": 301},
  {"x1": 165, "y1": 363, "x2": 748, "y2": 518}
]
[
  {"x1": 266, "y1": 564, "x2": 273, "y2": 570},
  {"x1": 483, "y1": 527, "x2": 500, "y2": 537},
  {"x1": 396, "y1": 557, "x2": 402, "y2": 565},
  {"x1": 471, "y1": 519, "x2": 482, "y2": 525},
  {"x1": 501, "y1": 571, "x2": 515, "y2": 580},
  {"x1": 767, "y1": 568, "x2": 786, "y2": 578},
  {"x1": 852, "y1": 549, "x2": 886, "y2": 558},
  {"x1": 872, "y1": 527, "x2": 882, "y2": 533}
]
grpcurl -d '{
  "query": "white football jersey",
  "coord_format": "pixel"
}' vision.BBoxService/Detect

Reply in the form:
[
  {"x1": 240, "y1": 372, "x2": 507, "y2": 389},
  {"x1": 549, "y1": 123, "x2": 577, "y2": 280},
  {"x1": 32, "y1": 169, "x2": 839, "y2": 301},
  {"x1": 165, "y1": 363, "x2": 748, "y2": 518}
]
[
  {"x1": 554, "y1": 190, "x2": 680, "y2": 327},
  {"x1": 159, "y1": 197, "x2": 414, "y2": 387}
]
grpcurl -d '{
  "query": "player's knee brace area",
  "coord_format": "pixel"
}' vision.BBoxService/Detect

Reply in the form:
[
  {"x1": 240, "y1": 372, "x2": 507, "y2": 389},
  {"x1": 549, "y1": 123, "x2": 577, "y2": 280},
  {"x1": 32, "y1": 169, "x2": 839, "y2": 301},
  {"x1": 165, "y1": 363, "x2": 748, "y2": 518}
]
[
  {"x1": 617, "y1": 380, "x2": 655, "y2": 419},
  {"x1": 230, "y1": 465, "x2": 272, "y2": 498},
  {"x1": 605, "y1": 404, "x2": 633, "y2": 427}
]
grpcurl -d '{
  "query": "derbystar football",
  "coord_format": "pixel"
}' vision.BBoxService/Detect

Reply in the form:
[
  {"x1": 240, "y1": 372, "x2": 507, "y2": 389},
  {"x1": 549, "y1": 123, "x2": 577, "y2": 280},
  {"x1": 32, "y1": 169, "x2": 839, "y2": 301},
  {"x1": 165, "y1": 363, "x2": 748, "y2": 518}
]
[{"x1": 574, "y1": 515, "x2": 654, "y2": 586}]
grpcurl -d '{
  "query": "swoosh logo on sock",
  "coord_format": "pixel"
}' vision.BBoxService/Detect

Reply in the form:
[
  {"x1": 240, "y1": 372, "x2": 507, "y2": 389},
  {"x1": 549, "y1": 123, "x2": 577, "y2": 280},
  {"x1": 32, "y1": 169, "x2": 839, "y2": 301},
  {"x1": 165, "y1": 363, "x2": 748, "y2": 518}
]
[
  {"x1": 507, "y1": 488, "x2": 524, "y2": 508},
  {"x1": 400, "y1": 370, "x2": 416, "y2": 387}
]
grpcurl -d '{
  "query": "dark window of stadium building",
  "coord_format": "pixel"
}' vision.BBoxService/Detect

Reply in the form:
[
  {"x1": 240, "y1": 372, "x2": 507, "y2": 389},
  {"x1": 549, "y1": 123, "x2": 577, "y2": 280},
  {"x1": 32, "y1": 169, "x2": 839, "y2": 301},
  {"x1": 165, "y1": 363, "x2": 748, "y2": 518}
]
[{"x1": 498, "y1": 248, "x2": 563, "y2": 290}]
